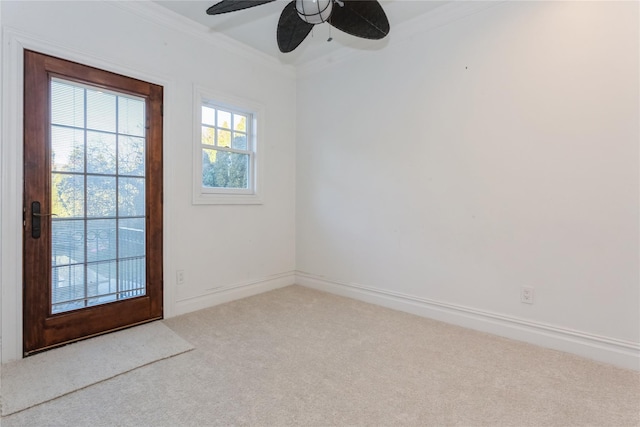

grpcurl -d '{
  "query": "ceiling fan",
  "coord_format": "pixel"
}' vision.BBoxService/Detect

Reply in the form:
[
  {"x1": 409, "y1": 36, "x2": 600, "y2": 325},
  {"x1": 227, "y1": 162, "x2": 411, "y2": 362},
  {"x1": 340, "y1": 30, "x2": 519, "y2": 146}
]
[{"x1": 206, "y1": 0, "x2": 390, "y2": 53}]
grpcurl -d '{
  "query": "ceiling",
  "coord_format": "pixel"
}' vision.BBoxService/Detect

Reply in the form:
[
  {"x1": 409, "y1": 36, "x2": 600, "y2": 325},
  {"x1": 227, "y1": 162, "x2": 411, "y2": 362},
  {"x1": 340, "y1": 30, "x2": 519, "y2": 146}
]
[{"x1": 154, "y1": 0, "x2": 447, "y2": 66}]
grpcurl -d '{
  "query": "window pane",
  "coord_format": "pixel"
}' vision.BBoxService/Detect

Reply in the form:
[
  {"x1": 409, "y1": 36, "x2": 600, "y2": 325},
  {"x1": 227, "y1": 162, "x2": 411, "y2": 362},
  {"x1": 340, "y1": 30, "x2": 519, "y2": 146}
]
[
  {"x1": 52, "y1": 264, "x2": 85, "y2": 313},
  {"x1": 119, "y1": 136, "x2": 145, "y2": 176},
  {"x1": 202, "y1": 126, "x2": 215, "y2": 146},
  {"x1": 86, "y1": 219, "x2": 116, "y2": 262},
  {"x1": 51, "y1": 80, "x2": 84, "y2": 128},
  {"x1": 217, "y1": 129, "x2": 231, "y2": 148},
  {"x1": 232, "y1": 132, "x2": 247, "y2": 150},
  {"x1": 87, "y1": 176, "x2": 116, "y2": 217},
  {"x1": 202, "y1": 148, "x2": 216, "y2": 187},
  {"x1": 217, "y1": 110, "x2": 231, "y2": 129},
  {"x1": 202, "y1": 149, "x2": 249, "y2": 189},
  {"x1": 118, "y1": 217, "x2": 146, "y2": 298},
  {"x1": 87, "y1": 131, "x2": 116, "y2": 175},
  {"x1": 118, "y1": 177, "x2": 145, "y2": 217},
  {"x1": 86, "y1": 89, "x2": 116, "y2": 132},
  {"x1": 202, "y1": 106, "x2": 215, "y2": 126},
  {"x1": 226, "y1": 152, "x2": 249, "y2": 189},
  {"x1": 119, "y1": 218, "x2": 145, "y2": 258},
  {"x1": 51, "y1": 126, "x2": 84, "y2": 173},
  {"x1": 52, "y1": 173, "x2": 85, "y2": 218},
  {"x1": 87, "y1": 260, "x2": 117, "y2": 299},
  {"x1": 233, "y1": 113, "x2": 247, "y2": 132},
  {"x1": 118, "y1": 96, "x2": 145, "y2": 137},
  {"x1": 52, "y1": 220, "x2": 85, "y2": 265},
  {"x1": 119, "y1": 257, "x2": 145, "y2": 299}
]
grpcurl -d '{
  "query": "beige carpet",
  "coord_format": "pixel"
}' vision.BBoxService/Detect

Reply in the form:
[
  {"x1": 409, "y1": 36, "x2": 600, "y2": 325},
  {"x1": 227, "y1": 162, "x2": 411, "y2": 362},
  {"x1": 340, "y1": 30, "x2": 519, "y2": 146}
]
[
  {"x1": 0, "y1": 321, "x2": 194, "y2": 416},
  {"x1": 1, "y1": 285, "x2": 639, "y2": 426}
]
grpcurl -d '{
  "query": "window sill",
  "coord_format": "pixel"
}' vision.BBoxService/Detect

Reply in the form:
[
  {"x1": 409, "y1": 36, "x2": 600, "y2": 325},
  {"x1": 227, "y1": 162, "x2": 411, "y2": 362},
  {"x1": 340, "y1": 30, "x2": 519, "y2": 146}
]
[{"x1": 192, "y1": 192, "x2": 263, "y2": 205}]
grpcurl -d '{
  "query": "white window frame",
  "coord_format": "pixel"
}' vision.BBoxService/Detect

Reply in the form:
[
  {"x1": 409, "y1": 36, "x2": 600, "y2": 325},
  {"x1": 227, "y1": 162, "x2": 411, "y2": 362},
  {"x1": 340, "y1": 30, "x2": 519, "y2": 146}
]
[{"x1": 193, "y1": 86, "x2": 264, "y2": 205}]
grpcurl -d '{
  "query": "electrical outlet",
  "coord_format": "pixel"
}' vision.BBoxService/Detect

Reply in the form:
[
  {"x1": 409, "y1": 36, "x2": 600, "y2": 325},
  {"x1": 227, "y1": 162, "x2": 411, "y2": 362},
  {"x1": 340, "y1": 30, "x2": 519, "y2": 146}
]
[
  {"x1": 176, "y1": 270, "x2": 185, "y2": 285},
  {"x1": 521, "y1": 287, "x2": 534, "y2": 304}
]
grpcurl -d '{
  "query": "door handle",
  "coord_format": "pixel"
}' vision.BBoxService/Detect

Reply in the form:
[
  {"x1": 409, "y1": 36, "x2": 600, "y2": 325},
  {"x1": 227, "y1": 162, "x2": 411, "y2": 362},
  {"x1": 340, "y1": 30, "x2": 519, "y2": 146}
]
[{"x1": 31, "y1": 201, "x2": 57, "y2": 239}]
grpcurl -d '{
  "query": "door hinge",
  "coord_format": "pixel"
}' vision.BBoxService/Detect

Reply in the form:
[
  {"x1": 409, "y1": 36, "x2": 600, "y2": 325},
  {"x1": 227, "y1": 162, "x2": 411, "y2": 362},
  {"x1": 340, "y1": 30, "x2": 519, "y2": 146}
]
[{"x1": 23, "y1": 206, "x2": 26, "y2": 227}]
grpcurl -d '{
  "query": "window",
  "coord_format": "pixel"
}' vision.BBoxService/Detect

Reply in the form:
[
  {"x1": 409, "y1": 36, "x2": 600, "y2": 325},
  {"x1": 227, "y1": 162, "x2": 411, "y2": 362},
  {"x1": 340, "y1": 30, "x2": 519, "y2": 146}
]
[{"x1": 194, "y1": 88, "x2": 263, "y2": 204}]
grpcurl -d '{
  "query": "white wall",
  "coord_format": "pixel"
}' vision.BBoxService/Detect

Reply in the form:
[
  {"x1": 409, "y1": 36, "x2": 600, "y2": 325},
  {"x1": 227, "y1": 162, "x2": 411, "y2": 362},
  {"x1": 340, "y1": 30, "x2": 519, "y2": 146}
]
[
  {"x1": 296, "y1": 1, "x2": 639, "y2": 368},
  {"x1": 2, "y1": 0, "x2": 638, "y2": 369},
  {"x1": 0, "y1": 1, "x2": 297, "y2": 362}
]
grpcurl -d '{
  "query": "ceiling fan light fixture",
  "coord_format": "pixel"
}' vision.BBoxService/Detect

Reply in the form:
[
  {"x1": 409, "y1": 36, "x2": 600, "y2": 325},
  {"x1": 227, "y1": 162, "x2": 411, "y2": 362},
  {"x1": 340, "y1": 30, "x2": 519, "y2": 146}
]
[
  {"x1": 295, "y1": 0, "x2": 333, "y2": 25},
  {"x1": 206, "y1": 0, "x2": 390, "y2": 53}
]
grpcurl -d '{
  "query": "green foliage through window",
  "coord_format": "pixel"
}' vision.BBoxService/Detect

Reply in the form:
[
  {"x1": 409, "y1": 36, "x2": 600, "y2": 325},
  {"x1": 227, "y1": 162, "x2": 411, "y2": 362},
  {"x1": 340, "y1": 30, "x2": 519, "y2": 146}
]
[
  {"x1": 202, "y1": 149, "x2": 248, "y2": 189},
  {"x1": 200, "y1": 104, "x2": 252, "y2": 191}
]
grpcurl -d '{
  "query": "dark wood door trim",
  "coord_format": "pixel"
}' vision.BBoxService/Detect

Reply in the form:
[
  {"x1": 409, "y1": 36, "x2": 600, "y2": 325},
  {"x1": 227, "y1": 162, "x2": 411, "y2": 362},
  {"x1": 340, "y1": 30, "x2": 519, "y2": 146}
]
[{"x1": 23, "y1": 50, "x2": 164, "y2": 355}]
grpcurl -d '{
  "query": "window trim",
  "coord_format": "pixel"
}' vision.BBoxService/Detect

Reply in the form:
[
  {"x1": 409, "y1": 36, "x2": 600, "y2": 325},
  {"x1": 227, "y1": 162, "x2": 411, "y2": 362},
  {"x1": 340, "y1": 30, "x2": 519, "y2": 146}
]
[{"x1": 193, "y1": 86, "x2": 264, "y2": 205}]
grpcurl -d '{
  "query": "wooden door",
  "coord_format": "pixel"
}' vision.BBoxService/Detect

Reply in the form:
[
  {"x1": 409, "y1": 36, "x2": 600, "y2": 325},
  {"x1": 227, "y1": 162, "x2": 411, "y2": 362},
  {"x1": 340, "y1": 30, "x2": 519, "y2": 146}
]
[{"x1": 23, "y1": 50, "x2": 164, "y2": 355}]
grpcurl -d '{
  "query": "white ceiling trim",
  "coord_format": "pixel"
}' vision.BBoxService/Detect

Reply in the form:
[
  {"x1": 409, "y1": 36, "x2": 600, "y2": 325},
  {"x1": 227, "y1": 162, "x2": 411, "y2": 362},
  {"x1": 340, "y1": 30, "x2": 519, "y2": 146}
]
[
  {"x1": 109, "y1": 0, "x2": 504, "y2": 80},
  {"x1": 296, "y1": 1, "x2": 505, "y2": 78},
  {"x1": 109, "y1": 0, "x2": 297, "y2": 79}
]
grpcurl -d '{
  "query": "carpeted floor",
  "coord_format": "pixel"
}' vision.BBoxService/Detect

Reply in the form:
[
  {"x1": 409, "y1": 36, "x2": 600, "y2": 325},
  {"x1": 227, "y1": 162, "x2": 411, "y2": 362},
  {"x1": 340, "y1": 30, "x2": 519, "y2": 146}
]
[
  {"x1": 2, "y1": 285, "x2": 639, "y2": 426},
  {"x1": 1, "y1": 321, "x2": 194, "y2": 416}
]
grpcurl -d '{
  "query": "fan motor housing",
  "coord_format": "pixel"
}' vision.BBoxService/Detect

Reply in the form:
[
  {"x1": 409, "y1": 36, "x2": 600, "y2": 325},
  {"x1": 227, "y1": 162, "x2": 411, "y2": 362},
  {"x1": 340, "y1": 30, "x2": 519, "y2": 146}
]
[{"x1": 296, "y1": 0, "x2": 333, "y2": 24}]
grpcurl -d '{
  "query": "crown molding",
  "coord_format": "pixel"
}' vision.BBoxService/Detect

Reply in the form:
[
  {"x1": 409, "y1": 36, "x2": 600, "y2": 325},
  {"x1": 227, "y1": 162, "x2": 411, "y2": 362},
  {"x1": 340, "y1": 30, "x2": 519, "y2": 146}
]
[
  {"x1": 108, "y1": 0, "x2": 297, "y2": 79},
  {"x1": 107, "y1": 1, "x2": 504, "y2": 79},
  {"x1": 297, "y1": 1, "x2": 505, "y2": 78}
]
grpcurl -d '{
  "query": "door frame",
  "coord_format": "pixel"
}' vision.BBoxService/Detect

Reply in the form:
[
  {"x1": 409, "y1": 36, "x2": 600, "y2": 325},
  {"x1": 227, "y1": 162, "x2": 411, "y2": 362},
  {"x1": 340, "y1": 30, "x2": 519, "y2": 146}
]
[
  {"x1": 23, "y1": 49, "x2": 165, "y2": 355},
  {"x1": 1, "y1": 33, "x2": 174, "y2": 363}
]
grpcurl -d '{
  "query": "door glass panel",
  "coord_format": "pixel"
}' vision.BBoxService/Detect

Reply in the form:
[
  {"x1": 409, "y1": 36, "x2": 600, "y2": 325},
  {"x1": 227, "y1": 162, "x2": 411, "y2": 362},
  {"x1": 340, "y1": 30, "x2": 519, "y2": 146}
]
[
  {"x1": 51, "y1": 80, "x2": 85, "y2": 128},
  {"x1": 118, "y1": 136, "x2": 145, "y2": 176},
  {"x1": 87, "y1": 176, "x2": 116, "y2": 217},
  {"x1": 86, "y1": 89, "x2": 116, "y2": 132},
  {"x1": 119, "y1": 218, "x2": 145, "y2": 258},
  {"x1": 86, "y1": 219, "x2": 116, "y2": 262},
  {"x1": 86, "y1": 260, "x2": 118, "y2": 303},
  {"x1": 52, "y1": 220, "x2": 85, "y2": 265},
  {"x1": 50, "y1": 77, "x2": 147, "y2": 314},
  {"x1": 118, "y1": 97, "x2": 145, "y2": 137},
  {"x1": 51, "y1": 264, "x2": 86, "y2": 313},
  {"x1": 118, "y1": 178, "x2": 145, "y2": 217},
  {"x1": 51, "y1": 126, "x2": 84, "y2": 173},
  {"x1": 52, "y1": 173, "x2": 85, "y2": 218},
  {"x1": 86, "y1": 131, "x2": 116, "y2": 174}
]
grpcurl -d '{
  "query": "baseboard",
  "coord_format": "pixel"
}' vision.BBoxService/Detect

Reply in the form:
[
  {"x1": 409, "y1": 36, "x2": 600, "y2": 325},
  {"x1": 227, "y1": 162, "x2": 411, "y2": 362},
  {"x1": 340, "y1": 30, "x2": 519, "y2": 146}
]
[
  {"x1": 296, "y1": 272, "x2": 640, "y2": 371},
  {"x1": 174, "y1": 271, "x2": 296, "y2": 316}
]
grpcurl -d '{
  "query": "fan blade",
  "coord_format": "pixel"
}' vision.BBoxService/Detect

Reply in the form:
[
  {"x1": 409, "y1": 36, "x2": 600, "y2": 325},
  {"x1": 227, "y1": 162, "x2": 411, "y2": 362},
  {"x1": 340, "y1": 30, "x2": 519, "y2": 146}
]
[
  {"x1": 207, "y1": 0, "x2": 276, "y2": 15},
  {"x1": 329, "y1": 0, "x2": 390, "y2": 40},
  {"x1": 277, "y1": 1, "x2": 315, "y2": 53}
]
